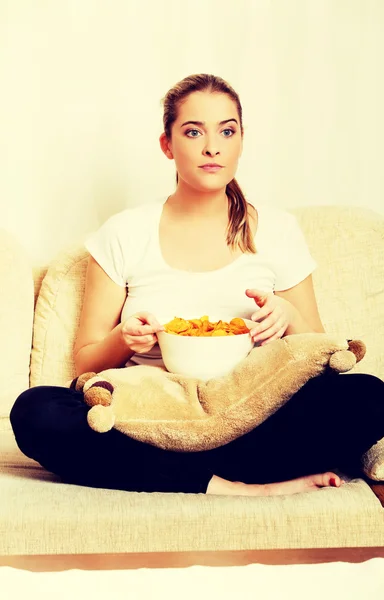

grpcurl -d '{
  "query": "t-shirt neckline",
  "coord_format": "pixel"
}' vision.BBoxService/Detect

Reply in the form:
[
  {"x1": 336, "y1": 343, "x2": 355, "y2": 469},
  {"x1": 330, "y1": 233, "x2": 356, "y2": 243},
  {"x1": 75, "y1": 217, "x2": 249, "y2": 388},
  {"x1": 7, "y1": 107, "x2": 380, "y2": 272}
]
[{"x1": 153, "y1": 197, "x2": 258, "y2": 276}]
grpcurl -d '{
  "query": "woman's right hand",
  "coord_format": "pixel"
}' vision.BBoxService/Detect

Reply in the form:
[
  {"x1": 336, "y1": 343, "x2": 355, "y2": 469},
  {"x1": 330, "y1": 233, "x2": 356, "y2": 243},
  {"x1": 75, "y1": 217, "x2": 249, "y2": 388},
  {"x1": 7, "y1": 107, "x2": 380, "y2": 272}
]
[{"x1": 121, "y1": 311, "x2": 165, "y2": 354}]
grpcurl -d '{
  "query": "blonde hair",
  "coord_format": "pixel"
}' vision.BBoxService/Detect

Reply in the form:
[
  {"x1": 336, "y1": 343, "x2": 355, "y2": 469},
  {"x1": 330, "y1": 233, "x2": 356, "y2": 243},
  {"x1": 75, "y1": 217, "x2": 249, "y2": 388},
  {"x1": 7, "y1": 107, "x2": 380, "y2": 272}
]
[{"x1": 161, "y1": 74, "x2": 256, "y2": 254}]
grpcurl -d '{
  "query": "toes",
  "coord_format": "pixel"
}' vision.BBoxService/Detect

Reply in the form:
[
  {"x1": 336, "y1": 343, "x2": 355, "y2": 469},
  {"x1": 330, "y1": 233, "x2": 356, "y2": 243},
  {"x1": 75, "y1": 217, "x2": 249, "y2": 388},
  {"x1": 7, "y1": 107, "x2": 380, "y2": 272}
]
[
  {"x1": 324, "y1": 472, "x2": 341, "y2": 487},
  {"x1": 312, "y1": 472, "x2": 341, "y2": 487}
]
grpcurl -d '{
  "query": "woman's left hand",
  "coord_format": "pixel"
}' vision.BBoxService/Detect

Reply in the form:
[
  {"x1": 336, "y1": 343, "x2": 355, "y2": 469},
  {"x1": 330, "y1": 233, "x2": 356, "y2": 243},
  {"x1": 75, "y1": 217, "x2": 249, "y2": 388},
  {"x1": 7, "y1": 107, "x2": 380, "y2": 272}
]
[{"x1": 245, "y1": 289, "x2": 292, "y2": 345}]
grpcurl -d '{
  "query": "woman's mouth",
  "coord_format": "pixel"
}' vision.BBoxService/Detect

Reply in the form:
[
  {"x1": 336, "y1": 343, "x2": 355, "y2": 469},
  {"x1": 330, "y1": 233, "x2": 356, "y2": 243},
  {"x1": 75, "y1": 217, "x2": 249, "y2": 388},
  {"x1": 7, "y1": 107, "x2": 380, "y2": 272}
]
[{"x1": 199, "y1": 165, "x2": 223, "y2": 173}]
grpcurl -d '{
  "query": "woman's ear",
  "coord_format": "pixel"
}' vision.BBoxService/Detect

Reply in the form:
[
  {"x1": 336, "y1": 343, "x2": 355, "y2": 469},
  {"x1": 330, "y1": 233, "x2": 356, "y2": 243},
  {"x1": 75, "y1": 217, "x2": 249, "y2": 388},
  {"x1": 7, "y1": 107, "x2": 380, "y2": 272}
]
[{"x1": 159, "y1": 132, "x2": 174, "y2": 160}]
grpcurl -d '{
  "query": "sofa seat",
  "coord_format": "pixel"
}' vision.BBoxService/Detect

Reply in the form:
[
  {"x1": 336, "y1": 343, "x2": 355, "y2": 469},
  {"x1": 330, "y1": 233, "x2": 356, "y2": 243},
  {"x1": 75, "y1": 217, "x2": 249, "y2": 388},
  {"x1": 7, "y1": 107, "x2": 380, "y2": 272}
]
[{"x1": 1, "y1": 424, "x2": 383, "y2": 557}]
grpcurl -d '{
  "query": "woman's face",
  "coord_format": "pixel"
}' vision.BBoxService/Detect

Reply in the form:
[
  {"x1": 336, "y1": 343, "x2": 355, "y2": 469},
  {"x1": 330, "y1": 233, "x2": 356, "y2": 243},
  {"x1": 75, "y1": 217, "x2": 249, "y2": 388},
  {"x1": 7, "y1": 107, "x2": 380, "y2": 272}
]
[{"x1": 161, "y1": 91, "x2": 243, "y2": 193}]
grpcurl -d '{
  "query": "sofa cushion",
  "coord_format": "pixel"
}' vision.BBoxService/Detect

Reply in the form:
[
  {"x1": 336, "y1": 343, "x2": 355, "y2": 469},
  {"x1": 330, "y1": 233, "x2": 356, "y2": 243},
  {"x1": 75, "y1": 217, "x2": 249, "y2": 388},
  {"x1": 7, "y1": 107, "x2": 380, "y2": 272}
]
[
  {"x1": 0, "y1": 230, "x2": 34, "y2": 418},
  {"x1": 0, "y1": 428, "x2": 383, "y2": 556},
  {"x1": 293, "y1": 206, "x2": 384, "y2": 380},
  {"x1": 30, "y1": 243, "x2": 88, "y2": 387},
  {"x1": 361, "y1": 439, "x2": 384, "y2": 481},
  {"x1": 32, "y1": 265, "x2": 49, "y2": 308}
]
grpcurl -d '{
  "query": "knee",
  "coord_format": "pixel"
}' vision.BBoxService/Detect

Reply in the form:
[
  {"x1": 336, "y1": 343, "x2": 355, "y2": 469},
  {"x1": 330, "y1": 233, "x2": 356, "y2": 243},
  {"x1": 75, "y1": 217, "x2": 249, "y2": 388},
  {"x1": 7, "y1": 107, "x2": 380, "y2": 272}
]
[
  {"x1": 10, "y1": 385, "x2": 76, "y2": 442},
  {"x1": 10, "y1": 387, "x2": 47, "y2": 440},
  {"x1": 317, "y1": 372, "x2": 383, "y2": 392},
  {"x1": 341, "y1": 373, "x2": 384, "y2": 397},
  {"x1": 10, "y1": 385, "x2": 83, "y2": 463},
  {"x1": 301, "y1": 372, "x2": 384, "y2": 410},
  {"x1": 331, "y1": 373, "x2": 384, "y2": 418},
  {"x1": 10, "y1": 384, "x2": 87, "y2": 447}
]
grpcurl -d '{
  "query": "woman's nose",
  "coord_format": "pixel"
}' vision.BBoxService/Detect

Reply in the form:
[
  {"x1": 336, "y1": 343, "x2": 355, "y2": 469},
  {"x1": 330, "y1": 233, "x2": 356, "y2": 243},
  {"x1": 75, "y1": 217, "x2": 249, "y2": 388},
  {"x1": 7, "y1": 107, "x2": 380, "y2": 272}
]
[{"x1": 204, "y1": 147, "x2": 220, "y2": 157}]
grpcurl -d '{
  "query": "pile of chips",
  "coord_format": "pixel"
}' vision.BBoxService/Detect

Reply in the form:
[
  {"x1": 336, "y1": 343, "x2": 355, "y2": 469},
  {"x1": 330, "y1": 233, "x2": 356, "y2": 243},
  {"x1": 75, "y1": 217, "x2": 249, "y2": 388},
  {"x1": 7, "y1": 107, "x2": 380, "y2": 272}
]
[{"x1": 163, "y1": 316, "x2": 250, "y2": 337}]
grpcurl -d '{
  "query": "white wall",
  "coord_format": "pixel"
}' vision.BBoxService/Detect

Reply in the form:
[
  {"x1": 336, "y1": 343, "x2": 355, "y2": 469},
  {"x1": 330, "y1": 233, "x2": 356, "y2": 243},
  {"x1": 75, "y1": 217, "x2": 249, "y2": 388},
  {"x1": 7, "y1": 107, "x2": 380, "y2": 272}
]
[{"x1": 1, "y1": 0, "x2": 383, "y2": 265}]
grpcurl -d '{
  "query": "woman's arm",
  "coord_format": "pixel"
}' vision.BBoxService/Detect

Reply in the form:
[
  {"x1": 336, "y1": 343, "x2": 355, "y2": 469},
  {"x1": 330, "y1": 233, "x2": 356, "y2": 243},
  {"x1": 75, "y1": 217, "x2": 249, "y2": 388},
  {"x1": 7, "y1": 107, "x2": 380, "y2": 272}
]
[
  {"x1": 274, "y1": 275, "x2": 325, "y2": 335},
  {"x1": 74, "y1": 256, "x2": 134, "y2": 375}
]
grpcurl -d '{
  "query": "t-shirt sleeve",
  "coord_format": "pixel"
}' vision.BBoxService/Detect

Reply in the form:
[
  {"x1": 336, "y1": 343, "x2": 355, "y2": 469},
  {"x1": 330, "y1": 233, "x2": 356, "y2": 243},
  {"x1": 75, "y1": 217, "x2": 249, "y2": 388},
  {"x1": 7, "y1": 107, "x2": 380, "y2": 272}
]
[
  {"x1": 273, "y1": 213, "x2": 317, "y2": 292},
  {"x1": 84, "y1": 215, "x2": 127, "y2": 288}
]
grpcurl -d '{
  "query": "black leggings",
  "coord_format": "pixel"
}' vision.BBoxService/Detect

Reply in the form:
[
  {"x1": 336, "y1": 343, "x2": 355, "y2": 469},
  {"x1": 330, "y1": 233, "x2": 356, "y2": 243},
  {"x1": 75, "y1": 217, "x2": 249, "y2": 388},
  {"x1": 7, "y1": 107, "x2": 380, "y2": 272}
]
[{"x1": 10, "y1": 373, "x2": 384, "y2": 494}]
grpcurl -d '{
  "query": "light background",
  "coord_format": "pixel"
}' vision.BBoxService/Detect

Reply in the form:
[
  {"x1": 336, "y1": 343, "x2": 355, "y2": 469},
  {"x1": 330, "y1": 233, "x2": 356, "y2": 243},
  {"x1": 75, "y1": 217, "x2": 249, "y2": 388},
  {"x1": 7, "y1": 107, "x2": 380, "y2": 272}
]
[{"x1": 1, "y1": 0, "x2": 383, "y2": 265}]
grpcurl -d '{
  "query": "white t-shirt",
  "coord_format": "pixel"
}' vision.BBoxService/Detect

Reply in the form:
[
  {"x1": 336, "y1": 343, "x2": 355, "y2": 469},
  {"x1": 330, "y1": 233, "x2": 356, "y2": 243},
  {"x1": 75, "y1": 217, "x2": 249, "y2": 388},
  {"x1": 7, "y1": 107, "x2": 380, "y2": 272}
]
[{"x1": 84, "y1": 197, "x2": 317, "y2": 369}]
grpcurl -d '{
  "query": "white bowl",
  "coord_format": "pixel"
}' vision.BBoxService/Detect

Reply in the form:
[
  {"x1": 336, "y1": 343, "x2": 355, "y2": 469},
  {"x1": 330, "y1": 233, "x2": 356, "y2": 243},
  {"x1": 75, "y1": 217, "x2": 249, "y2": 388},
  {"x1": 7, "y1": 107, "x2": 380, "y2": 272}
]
[{"x1": 156, "y1": 317, "x2": 255, "y2": 381}]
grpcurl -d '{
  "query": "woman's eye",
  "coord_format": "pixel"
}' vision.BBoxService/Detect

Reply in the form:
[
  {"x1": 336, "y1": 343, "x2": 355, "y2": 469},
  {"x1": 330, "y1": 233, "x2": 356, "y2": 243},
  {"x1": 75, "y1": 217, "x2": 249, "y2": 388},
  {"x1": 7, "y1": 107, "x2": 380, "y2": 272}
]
[
  {"x1": 185, "y1": 128, "x2": 235, "y2": 138},
  {"x1": 186, "y1": 129, "x2": 201, "y2": 138}
]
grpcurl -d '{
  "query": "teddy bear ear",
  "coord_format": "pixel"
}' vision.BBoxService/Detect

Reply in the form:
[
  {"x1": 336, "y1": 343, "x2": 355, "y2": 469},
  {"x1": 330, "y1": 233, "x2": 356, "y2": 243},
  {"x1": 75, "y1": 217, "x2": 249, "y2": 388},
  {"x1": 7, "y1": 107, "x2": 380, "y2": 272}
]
[
  {"x1": 347, "y1": 339, "x2": 366, "y2": 363},
  {"x1": 69, "y1": 372, "x2": 97, "y2": 392},
  {"x1": 329, "y1": 350, "x2": 356, "y2": 373}
]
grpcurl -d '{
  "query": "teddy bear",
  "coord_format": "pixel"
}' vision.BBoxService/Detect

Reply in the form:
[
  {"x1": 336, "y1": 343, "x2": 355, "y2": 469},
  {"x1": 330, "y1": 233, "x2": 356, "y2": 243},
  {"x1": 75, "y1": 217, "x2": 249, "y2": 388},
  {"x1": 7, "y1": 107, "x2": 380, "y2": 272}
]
[{"x1": 69, "y1": 332, "x2": 366, "y2": 454}]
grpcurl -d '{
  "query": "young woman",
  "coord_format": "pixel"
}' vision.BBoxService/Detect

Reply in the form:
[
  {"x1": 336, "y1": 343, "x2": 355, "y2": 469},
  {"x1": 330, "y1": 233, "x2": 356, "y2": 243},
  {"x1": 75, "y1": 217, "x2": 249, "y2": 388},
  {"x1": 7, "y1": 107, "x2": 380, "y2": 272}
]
[{"x1": 10, "y1": 74, "x2": 384, "y2": 497}]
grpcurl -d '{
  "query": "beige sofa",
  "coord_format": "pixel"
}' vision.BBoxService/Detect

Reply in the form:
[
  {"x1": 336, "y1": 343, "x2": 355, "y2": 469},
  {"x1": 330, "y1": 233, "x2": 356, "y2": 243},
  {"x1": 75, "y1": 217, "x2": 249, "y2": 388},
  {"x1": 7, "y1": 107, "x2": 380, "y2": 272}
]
[{"x1": 1, "y1": 205, "x2": 384, "y2": 569}]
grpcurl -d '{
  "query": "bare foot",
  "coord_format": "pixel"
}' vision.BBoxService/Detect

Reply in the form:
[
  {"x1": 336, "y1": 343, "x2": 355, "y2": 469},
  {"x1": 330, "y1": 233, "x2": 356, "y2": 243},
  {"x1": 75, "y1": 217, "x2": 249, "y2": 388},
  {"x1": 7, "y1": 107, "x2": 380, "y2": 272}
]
[
  {"x1": 206, "y1": 473, "x2": 346, "y2": 496},
  {"x1": 263, "y1": 472, "x2": 346, "y2": 496}
]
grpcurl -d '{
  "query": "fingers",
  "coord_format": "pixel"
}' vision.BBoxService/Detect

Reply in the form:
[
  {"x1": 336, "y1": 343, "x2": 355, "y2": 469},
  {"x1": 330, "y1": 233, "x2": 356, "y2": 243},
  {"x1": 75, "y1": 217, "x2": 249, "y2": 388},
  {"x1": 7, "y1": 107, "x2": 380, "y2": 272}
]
[
  {"x1": 250, "y1": 314, "x2": 287, "y2": 345},
  {"x1": 258, "y1": 326, "x2": 287, "y2": 346},
  {"x1": 250, "y1": 294, "x2": 275, "y2": 322},
  {"x1": 138, "y1": 323, "x2": 164, "y2": 335},
  {"x1": 143, "y1": 333, "x2": 158, "y2": 346},
  {"x1": 252, "y1": 326, "x2": 286, "y2": 346},
  {"x1": 132, "y1": 312, "x2": 165, "y2": 334},
  {"x1": 246, "y1": 289, "x2": 269, "y2": 307},
  {"x1": 250, "y1": 312, "x2": 283, "y2": 336},
  {"x1": 121, "y1": 312, "x2": 165, "y2": 355},
  {"x1": 250, "y1": 305, "x2": 273, "y2": 323},
  {"x1": 127, "y1": 324, "x2": 159, "y2": 337}
]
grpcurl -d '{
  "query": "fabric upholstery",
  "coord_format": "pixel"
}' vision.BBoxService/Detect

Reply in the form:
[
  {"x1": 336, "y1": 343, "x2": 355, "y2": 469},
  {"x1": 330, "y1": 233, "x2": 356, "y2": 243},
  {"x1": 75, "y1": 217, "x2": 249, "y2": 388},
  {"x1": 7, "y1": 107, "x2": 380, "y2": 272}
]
[
  {"x1": 293, "y1": 206, "x2": 384, "y2": 380},
  {"x1": 0, "y1": 428, "x2": 382, "y2": 556},
  {"x1": 32, "y1": 265, "x2": 49, "y2": 308},
  {"x1": 30, "y1": 244, "x2": 88, "y2": 388}
]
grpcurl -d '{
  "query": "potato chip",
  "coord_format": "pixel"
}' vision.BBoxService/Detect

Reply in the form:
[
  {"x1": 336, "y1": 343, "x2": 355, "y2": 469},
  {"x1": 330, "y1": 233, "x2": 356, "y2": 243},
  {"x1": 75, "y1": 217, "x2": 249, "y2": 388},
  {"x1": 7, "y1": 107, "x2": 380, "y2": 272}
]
[{"x1": 163, "y1": 316, "x2": 250, "y2": 337}]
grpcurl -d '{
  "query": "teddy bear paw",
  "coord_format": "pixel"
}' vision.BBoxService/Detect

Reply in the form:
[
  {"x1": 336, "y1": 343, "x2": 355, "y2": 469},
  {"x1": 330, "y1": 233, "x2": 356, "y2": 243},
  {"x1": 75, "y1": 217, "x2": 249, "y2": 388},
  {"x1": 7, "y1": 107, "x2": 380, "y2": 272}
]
[
  {"x1": 83, "y1": 380, "x2": 114, "y2": 407},
  {"x1": 329, "y1": 349, "x2": 356, "y2": 373},
  {"x1": 87, "y1": 405, "x2": 115, "y2": 433},
  {"x1": 69, "y1": 372, "x2": 97, "y2": 392}
]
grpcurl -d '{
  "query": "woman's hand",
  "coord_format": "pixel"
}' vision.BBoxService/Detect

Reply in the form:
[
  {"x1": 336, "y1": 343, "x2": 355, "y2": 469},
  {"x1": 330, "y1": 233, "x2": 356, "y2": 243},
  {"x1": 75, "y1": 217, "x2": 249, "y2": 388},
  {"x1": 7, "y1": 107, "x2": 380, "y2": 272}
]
[
  {"x1": 121, "y1": 311, "x2": 165, "y2": 354},
  {"x1": 245, "y1": 289, "x2": 293, "y2": 345}
]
